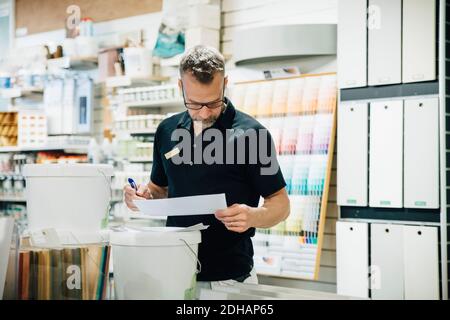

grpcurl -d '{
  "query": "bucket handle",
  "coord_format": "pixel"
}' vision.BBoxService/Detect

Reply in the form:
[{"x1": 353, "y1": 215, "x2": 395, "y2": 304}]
[
  {"x1": 179, "y1": 239, "x2": 202, "y2": 275},
  {"x1": 97, "y1": 168, "x2": 113, "y2": 225}
]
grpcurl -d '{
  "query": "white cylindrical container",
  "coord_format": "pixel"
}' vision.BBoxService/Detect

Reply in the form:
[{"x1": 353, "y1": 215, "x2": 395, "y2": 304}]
[
  {"x1": 23, "y1": 164, "x2": 114, "y2": 233},
  {"x1": 110, "y1": 227, "x2": 201, "y2": 300}
]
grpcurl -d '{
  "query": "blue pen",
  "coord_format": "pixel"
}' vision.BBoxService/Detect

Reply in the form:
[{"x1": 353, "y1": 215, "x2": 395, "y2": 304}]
[{"x1": 128, "y1": 178, "x2": 138, "y2": 192}]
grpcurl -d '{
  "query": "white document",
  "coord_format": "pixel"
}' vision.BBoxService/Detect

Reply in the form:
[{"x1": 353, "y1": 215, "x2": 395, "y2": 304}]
[{"x1": 134, "y1": 193, "x2": 227, "y2": 216}]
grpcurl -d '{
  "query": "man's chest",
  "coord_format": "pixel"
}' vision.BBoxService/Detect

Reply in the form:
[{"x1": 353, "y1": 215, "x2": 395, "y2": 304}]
[{"x1": 158, "y1": 129, "x2": 249, "y2": 194}]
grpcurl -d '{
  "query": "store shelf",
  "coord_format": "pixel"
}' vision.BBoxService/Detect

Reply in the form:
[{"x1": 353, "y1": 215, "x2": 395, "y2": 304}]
[
  {"x1": 128, "y1": 157, "x2": 153, "y2": 163},
  {"x1": 114, "y1": 128, "x2": 157, "y2": 136},
  {"x1": 0, "y1": 197, "x2": 26, "y2": 202},
  {"x1": 0, "y1": 87, "x2": 43, "y2": 99},
  {"x1": 124, "y1": 99, "x2": 184, "y2": 109},
  {"x1": 129, "y1": 130, "x2": 157, "y2": 136},
  {"x1": 105, "y1": 75, "x2": 170, "y2": 88},
  {"x1": 20, "y1": 87, "x2": 45, "y2": 95},
  {"x1": 0, "y1": 88, "x2": 21, "y2": 99},
  {"x1": 1, "y1": 88, "x2": 20, "y2": 99},
  {"x1": 340, "y1": 80, "x2": 439, "y2": 101},
  {"x1": 0, "y1": 144, "x2": 89, "y2": 153},
  {"x1": 340, "y1": 206, "x2": 441, "y2": 223},
  {"x1": 1, "y1": 196, "x2": 123, "y2": 203},
  {"x1": 47, "y1": 56, "x2": 98, "y2": 71}
]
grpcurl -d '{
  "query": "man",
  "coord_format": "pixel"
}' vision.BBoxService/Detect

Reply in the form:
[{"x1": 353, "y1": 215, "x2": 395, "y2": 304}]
[{"x1": 124, "y1": 45, "x2": 290, "y2": 286}]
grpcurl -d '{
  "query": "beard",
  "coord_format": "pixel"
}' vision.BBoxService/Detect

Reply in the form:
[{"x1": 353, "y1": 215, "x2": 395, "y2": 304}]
[
  {"x1": 191, "y1": 105, "x2": 226, "y2": 129},
  {"x1": 192, "y1": 117, "x2": 217, "y2": 129}
]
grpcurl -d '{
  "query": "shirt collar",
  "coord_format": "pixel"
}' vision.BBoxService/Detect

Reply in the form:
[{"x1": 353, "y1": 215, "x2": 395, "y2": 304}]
[{"x1": 176, "y1": 97, "x2": 236, "y2": 130}]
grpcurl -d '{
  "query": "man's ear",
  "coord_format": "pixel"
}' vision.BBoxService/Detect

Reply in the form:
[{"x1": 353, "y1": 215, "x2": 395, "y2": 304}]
[
  {"x1": 178, "y1": 78, "x2": 183, "y2": 95},
  {"x1": 224, "y1": 76, "x2": 229, "y2": 87}
]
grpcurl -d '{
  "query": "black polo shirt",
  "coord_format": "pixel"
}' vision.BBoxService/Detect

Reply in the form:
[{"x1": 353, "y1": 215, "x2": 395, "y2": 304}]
[{"x1": 150, "y1": 98, "x2": 286, "y2": 281}]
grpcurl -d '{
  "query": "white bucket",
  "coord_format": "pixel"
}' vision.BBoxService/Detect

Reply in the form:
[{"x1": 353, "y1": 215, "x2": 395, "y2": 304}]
[
  {"x1": 110, "y1": 227, "x2": 202, "y2": 300},
  {"x1": 23, "y1": 164, "x2": 114, "y2": 233}
]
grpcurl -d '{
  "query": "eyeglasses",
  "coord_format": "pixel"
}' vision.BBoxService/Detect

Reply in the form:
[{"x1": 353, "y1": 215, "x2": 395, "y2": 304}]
[{"x1": 181, "y1": 81, "x2": 226, "y2": 110}]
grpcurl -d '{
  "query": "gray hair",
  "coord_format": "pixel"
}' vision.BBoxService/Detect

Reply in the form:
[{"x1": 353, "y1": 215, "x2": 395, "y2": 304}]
[{"x1": 179, "y1": 45, "x2": 225, "y2": 84}]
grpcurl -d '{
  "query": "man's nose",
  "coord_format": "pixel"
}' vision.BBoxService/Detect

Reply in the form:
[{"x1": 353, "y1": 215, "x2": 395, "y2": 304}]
[{"x1": 197, "y1": 105, "x2": 212, "y2": 119}]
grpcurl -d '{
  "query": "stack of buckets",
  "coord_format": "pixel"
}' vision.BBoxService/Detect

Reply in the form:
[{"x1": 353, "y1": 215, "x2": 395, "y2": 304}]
[{"x1": 23, "y1": 164, "x2": 201, "y2": 300}]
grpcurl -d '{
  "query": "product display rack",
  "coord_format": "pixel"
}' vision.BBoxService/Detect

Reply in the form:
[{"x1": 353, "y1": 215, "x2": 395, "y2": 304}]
[
  {"x1": 231, "y1": 72, "x2": 337, "y2": 280},
  {"x1": 336, "y1": 0, "x2": 448, "y2": 300}
]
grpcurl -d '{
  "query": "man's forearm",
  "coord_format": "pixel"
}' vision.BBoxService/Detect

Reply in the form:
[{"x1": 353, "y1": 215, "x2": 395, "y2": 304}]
[
  {"x1": 148, "y1": 181, "x2": 168, "y2": 199},
  {"x1": 250, "y1": 191, "x2": 290, "y2": 229}
]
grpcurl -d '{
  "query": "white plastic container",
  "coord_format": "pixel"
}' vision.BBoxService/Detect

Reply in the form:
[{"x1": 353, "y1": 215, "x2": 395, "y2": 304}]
[
  {"x1": 110, "y1": 227, "x2": 201, "y2": 300},
  {"x1": 123, "y1": 47, "x2": 153, "y2": 79},
  {"x1": 23, "y1": 164, "x2": 114, "y2": 233}
]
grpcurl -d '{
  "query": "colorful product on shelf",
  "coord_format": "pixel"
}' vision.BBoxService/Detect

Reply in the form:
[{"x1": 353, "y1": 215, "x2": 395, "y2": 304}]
[
  {"x1": 116, "y1": 140, "x2": 153, "y2": 161},
  {"x1": 43, "y1": 77, "x2": 93, "y2": 135},
  {"x1": 18, "y1": 111, "x2": 47, "y2": 147},
  {"x1": 118, "y1": 84, "x2": 180, "y2": 107},
  {"x1": 271, "y1": 80, "x2": 289, "y2": 116},
  {"x1": 0, "y1": 173, "x2": 26, "y2": 200},
  {"x1": 0, "y1": 111, "x2": 47, "y2": 148},
  {"x1": 36, "y1": 152, "x2": 88, "y2": 164},
  {"x1": 229, "y1": 83, "x2": 246, "y2": 109},
  {"x1": 114, "y1": 114, "x2": 165, "y2": 134},
  {"x1": 295, "y1": 116, "x2": 315, "y2": 155},
  {"x1": 286, "y1": 78, "x2": 305, "y2": 115},
  {"x1": 257, "y1": 82, "x2": 274, "y2": 117},
  {"x1": 231, "y1": 73, "x2": 337, "y2": 280},
  {"x1": 242, "y1": 83, "x2": 259, "y2": 116},
  {"x1": 0, "y1": 112, "x2": 18, "y2": 147},
  {"x1": 17, "y1": 244, "x2": 110, "y2": 300}
]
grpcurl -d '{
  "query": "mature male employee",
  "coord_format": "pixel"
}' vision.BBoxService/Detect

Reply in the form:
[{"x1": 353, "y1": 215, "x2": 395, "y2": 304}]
[{"x1": 124, "y1": 45, "x2": 290, "y2": 285}]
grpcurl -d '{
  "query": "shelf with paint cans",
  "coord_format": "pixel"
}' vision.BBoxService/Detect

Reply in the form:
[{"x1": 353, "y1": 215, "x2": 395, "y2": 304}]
[
  {"x1": 230, "y1": 72, "x2": 337, "y2": 281},
  {"x1": 113, "y1": 114, "x2": 165, "y2": 136},
  {"x1": 105, "y1": 75, "x2": 170, "y2": 88},
  {"x1": 117, "y1": 84, "x2": 184, "y2": 109},
  {"x1": 115, "y1": 140, "x2": 154, "y2": 164}
]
